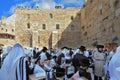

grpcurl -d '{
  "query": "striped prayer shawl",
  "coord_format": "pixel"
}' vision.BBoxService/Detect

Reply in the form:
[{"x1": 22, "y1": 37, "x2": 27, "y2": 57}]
[{"x1": 15, "y1": 57, "x2": 27, "y2": 80}]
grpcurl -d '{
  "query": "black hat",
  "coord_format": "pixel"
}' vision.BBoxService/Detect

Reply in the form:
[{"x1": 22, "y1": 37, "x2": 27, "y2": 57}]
[
  {"x1": 97, "y1": 45, "x2": 104, "y2": 48},
  {"x1": 53, "y1": 55, "x2": 57, "y2": 59},
  {"x1": 42, "y1": 47, "x2": 48, "y2": 52},
  {"x1": 79, "y1": 46, "x2": 86, "y2": 51},
  {"x1": 61, "y1": 46, "x2": 68, "y2": 49}
]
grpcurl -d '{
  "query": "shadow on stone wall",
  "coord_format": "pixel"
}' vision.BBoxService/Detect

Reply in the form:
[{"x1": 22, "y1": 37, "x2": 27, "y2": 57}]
[
  {"x1": 53, "y1": 11, "x2": 81, "y2": 49},
  {"x1": 48, "y1": 33, "x2": 52, "y2": 48}
]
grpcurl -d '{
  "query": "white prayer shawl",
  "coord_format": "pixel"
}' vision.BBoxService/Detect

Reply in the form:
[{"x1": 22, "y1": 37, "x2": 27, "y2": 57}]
[
  {"x1": 33, "y1": 64, "x2": 46, "y2": 76},
  {"x1": 56, "y1": 50, "x2": 62, "y2": 57},
  {"x1": 15, "y1": 57, "x2": 27, "y2": 80},
  {"x1": 84, "y1": 51, "x2": 89, "y2": 57},
  {"x1": 72, "y1": 49, "x2": 80, "y2": 58},
  {"x1": 2, "y1": 46, "x2": 12, "y2": 55},
  {"x1": 109, "y1": 46, "x2": 120, "y2": 80},
  {"x1": 104, "y1": 50, "x2": 115, "y2": 74},
  {"x1": 24, "y1": 49, "x2": 28, "y2": 55},
  {"x1": 65, "y1": 56, "x2": 71, "y2": 60},
  {"x1": 2, "y1": 46, "x2": 12, "y2": 58},
  {"x1": 62, "y1": 49, "x2": 69, "y2": 57},
  {"x1": 74, "y1": 49, "x2": 80, "y2": 55},
  {"x1": 116, "y1": 67, "x2": 120, "y2": 77},
  {"x1": 72, "y1": 50, "x2": 75, "y2": 54},
  {"x1": 71, "y1": 49, "x2": 76, "y2": 58},
  {"x1": 0, "y1": 43, "x2": 27, "y2": 80},
  {"x1": 109, "y1": 51, "x2": 115, "y2": 60},
  {"x1": 29, "y1": 62, "x2": 34, "y2": 69},
  {"x1": 25, "y1": 48, "x2": 33, "y2": 57},
  {"x1": 40, "y1": 52, "x2": 47, "y2": 60},
  {"x1": 65, "y1": 52, "x2": 71, "y2": 60},
  {"x1": 44, "y1": 63, "x2": 53, "y2": 71},
  {"x1": 50, "y1": 59, "x2": 56, "y2": 66},
  {"x1": 47, "y1": 50, "x2": 51, "y2": 54},
  {"x1": 36, "y1": 49, "x2": 39, "y2": 53},
  {"x1": 30, "y1": 48, "x2": 34, "y2": 57}
]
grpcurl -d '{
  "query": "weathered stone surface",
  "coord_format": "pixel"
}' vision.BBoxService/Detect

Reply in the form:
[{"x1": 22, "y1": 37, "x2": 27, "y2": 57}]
[
  {"x1": 0, "y1": 0, "x2": 120, "y2": 49},
  {"x1": 80, "y1": 0, "x2": 120, "y2": 48},
  {"x1": 0, "y1": 7, "x2": 81, "y2": 48}
]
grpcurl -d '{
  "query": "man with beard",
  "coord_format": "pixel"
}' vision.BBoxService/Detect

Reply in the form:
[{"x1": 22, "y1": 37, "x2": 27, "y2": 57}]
[{"x1": 93, "y1": 45, "x2": 105, "y2": 80}]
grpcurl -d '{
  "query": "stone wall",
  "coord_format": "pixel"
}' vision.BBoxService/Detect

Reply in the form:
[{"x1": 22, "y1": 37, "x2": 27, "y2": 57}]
[
  {"x1": 79, "y1": 0, "x2": 120, "y2": 48},
  {"x1": 14, "y1": 8, "x2": 81, "y2": 48},
  {"x1": 1, "y1": 0, "x2": 120, "y2": 49}
]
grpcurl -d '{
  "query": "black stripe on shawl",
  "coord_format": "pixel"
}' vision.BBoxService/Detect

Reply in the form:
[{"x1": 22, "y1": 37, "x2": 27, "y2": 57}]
[
  {"x1": 19, "y1": 57, "x2": 22, "y2": 77},
  {"x1": 21, "y1": 57, "x2": 24, "y2": 80},
  {"x1": 16, "y1": 67, "x2": 18, "y2": 80}
]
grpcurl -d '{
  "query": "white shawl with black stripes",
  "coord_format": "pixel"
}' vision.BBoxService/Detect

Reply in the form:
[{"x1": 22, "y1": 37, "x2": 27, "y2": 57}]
[
  {"x1": 15, "y1": 57, "x2": 27, "y2": 80},
  {"x1": 0, "y1": 43, "x2": 27, "y2": 80}
]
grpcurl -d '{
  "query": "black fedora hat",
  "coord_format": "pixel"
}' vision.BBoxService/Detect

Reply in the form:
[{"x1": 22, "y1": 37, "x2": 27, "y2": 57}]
[
  {"x1": 79, "y1": 46, "x2": 86, "y2": 51},
  {"x1": 96, "y1": 45, "x2": 104, "y2": 48}
]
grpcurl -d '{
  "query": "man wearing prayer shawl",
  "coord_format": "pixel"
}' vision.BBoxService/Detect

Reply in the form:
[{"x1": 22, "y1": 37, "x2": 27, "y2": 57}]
[
  {"x1": 104, "y1": 43, "x2": 117, "y2": 80},
  {"x1": 109, "y1": 46, "x2": 120, "y2": 80},
  {"x1": 33, "y1": 58, "x2": 46, "y2": 77},
  {"x1": 93, "y1": 45, "x2": 105, "y2": 80},
  {"x1": 40, "y1": 47, "x2": 51, "y2": 61},
  {"x1": 1, "y1": 46, "x2": 12, "y2": 62},
  {"x1": 0, "y1": 43, "x2": 29, "y2": 80}
]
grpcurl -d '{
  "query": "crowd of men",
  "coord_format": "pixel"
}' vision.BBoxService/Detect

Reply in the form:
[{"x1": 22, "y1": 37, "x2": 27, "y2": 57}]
[{"x1": 0, "y1": 43, "x2": 119, "y2": 80}]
